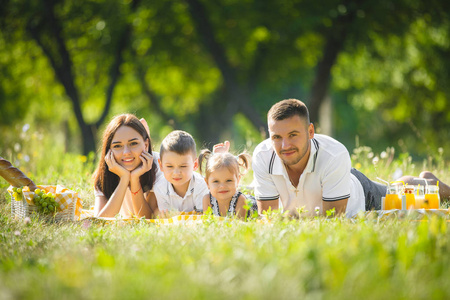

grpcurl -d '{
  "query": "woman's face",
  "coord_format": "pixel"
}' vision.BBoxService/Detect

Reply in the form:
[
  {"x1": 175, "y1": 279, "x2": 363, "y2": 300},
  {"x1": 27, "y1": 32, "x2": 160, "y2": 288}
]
[{"x1": 110, "y1": 125, "x2": 148, "y2": 171}]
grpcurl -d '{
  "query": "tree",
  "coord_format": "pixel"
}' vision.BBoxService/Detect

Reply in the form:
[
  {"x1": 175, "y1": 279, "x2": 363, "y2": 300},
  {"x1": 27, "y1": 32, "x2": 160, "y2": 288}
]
[
  {"x1": 1, "y1": 0, "x2": 449, "y2": 158},
  {"x1": 1, "y1": 0, "x2": 142, "y2": 155},
  {"x1": 332, "y1": 0, "x2": 450, "y2": 154}
]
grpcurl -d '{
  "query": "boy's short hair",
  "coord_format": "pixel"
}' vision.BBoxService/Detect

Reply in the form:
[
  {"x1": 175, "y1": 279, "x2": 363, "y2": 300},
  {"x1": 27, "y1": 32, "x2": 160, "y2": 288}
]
[
  {"x1": 268, "y1": 99, "x2": 310, "y2": 124},
  {"x1": 160, "y1": 130, "x2": 197, "y2": 159}
]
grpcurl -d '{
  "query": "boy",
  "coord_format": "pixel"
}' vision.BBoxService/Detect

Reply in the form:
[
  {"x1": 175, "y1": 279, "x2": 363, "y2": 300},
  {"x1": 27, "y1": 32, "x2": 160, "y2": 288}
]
[{"x1": 153, "y1": 130, "x2": 208, "y2": 214}]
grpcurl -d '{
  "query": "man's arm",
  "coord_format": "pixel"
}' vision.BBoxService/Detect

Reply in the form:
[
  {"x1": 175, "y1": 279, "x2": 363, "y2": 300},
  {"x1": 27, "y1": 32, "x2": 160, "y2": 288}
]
[
  {"x1": 322, "y1": 198, "x2": 348, "y2": 216},
  {"x1": 257, "y1": 199, "x2": 279, "y2": 214}
]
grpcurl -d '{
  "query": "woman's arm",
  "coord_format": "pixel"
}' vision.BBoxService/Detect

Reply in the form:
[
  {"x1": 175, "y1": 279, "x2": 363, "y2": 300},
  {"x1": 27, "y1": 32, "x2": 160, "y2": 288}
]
[
  {"x1": 95, "y1": 149, "x2": 131, "y2": 217},
  {"x1": 95, "y1": 175, "x2": 130, "y2": 217},
  {"x1": 129, "y1": 151, "x2": 154, "y2": 218}
]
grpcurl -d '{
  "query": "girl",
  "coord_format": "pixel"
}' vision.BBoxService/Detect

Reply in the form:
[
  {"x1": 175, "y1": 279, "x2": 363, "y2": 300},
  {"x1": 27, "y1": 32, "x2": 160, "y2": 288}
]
[
  {"x1": 93, "y1": 114, "x2": 159, "y2": 218},
  {"x1": 199, "y1": 150, "x2": 257, "y2": 218}
]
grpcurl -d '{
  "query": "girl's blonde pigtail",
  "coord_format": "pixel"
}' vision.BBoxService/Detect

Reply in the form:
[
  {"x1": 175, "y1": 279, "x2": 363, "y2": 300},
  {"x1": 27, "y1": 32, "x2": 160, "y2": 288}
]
[
  {"x1": 236, "y1": 152, "x2": 252, "y2": 176},
  {"x1": 198, "y1": 149, "x2": 212, "y2": 176}
]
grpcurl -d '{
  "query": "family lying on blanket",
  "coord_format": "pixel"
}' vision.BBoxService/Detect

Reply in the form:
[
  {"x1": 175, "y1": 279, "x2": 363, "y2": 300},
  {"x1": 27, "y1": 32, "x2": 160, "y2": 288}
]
[{"x1": 92, "y1": 99, "x2": 450, "y2": 219}]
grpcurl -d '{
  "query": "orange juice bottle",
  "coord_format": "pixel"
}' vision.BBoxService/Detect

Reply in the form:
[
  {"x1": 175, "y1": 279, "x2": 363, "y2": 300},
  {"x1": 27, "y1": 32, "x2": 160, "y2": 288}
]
[
  {"x1": 425, "y1": 185, "x2": 440, "y2": 209},
  {"x1": 403, "y1": 186, "x2": 415, "y2": 210}
]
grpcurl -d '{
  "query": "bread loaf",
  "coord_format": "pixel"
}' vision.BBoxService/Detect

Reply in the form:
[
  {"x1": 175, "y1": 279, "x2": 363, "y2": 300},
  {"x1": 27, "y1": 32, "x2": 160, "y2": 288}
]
[{"x1": 0, "y1": 156, "x2": 37, "y2": 190}]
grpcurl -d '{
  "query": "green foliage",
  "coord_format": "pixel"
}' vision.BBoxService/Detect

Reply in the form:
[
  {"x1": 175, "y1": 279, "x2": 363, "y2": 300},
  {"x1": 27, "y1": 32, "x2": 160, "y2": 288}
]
[
  {"x1": 1, "y1": 0, "x2": 450, "y2": 158},
  {"x1": 333, "y1": 14, "x2": 450, "y2": 156},
  {"x1": 2, "y1": 202, "x2": 450, "y2": 299}
]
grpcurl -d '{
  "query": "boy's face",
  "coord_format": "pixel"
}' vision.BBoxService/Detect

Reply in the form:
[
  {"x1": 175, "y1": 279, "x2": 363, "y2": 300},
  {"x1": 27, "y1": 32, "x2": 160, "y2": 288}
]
[{"x1": 158, "y1": 151, "x2": 197, "y2": 188}]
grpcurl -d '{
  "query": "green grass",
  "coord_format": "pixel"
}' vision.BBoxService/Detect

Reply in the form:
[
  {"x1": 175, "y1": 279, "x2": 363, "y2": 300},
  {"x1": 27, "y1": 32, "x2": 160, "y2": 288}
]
[
  {"x1": 1, "y1": 129, "x2": 450, "y2": 299},
  {"x1": 2, "y1": 207, "x2": 450, "y2": 299}
]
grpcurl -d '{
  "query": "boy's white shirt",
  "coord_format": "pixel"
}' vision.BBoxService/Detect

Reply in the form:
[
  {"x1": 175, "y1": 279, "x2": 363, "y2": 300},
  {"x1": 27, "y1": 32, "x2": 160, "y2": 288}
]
[{"x1": 153, "y1": 171, "x2": 208, "y2": 212}]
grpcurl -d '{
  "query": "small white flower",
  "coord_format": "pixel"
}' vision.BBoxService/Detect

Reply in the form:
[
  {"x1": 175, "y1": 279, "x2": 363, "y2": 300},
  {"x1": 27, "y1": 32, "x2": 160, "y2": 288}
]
[
  {"x1": 14, "y1": 230, "x2": 21, "y2": 236},
  {"x1": 372, "y1": 156, "x2": 379, "y2": 165},
  {"x1": 380, "y1": 151, "x2": 387, "y2": 159},
  {"x1": 367, "y1": 152, "x2": 374, "y2": 159},
  {"x1": 392, "y1": 168, "x2": 403, "y2": 180},
  {"x1": 315, "y1": 207, "x2": 320, "y2": 215},
  {"x1": 24, "y1": 217, "x2": 31, "y2": 225},
  {"x1": 22, "y1": 124, "x2": 30, "y2": 133},
  {"x1": 438, "y1": 147, "x2": 444, "y2": 155},
  {"x1": 24, "y1": 155, "x2": 30, "y2": 162}
]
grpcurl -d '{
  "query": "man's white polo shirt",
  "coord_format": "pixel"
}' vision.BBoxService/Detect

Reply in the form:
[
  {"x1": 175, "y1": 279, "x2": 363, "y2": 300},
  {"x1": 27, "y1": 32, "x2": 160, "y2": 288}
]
[
  {"x1": 252, "y1": 134, "x2": 364, "y2": 217},
  {"x1": 154, "y1": 171, "x2": 208, "y2": 213}
]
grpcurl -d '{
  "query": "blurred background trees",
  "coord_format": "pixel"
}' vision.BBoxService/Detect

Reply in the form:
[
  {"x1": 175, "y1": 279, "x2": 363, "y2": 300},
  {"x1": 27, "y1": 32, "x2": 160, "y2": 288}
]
[{"x1": 1, "y1": 0, "x2": 449, "y2": 159}]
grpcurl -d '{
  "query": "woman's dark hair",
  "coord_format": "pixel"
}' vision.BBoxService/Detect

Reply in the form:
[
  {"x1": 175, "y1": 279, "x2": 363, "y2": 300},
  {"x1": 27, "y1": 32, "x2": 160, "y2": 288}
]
[{"x1": 93, "y1": 114, "x2": 157, "y2": 199}]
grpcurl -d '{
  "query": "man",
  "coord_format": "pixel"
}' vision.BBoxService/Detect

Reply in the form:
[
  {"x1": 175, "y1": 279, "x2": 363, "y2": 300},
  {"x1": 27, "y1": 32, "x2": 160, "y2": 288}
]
[{"x1": 251, "y1": 99, "x2": 448, "y2": 217}]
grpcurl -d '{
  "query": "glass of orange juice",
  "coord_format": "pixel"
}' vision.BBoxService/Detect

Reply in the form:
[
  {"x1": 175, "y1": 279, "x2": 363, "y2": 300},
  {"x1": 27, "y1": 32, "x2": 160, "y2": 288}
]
[
  {"x1": 384, "y1": 185, "x2": 401, "y2": 210},
  {"x1": 425, "y1": 185, "x2": 440, "y2": 209},
  {"x1": 403, "y1": 186, "x2": 416, "y2": 210},
  {"x1": 413, "y1": 185, "x2": 425, "y2": 209}
]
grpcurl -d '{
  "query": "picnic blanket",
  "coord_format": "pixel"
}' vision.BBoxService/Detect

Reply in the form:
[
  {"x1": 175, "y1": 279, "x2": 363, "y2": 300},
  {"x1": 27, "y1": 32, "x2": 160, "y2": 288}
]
[
  {"x1": 80, "y1": 209, "x2": 225, "y2": 225},
  {"x1": 79, "y1": 208, "x2": 450, "y2": 225},
  {"x1": 366, "y1": 208, "x2": 450, "y2": 220}
]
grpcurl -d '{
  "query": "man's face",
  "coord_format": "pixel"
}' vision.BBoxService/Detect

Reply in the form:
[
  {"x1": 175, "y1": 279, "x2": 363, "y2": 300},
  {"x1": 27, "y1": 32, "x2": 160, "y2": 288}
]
[{"x1": 268, "y1": 115, "x2": 314, "y2": 167}]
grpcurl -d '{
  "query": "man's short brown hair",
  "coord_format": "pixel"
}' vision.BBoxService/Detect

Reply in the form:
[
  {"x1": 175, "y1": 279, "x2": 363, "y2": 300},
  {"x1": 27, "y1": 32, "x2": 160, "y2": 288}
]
[{"x1": 267, "y1": 99, "x2": 310, "y2": 123}]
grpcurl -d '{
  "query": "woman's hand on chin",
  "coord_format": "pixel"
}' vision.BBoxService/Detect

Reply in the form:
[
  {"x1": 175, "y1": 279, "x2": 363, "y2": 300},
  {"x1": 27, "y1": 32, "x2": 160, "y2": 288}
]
[
  {"x1": 131, "y1": 151, "x2": 153, "y2": 179},
  {"x1": 105, "y1": 150, "x2": 130, "y2": 179}
]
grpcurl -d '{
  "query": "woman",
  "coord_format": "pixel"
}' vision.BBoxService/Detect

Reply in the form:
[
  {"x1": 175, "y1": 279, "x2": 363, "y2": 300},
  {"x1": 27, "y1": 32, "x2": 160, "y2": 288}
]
[{"x1": 93, "y1": 114, "x2": 159, "y2": 218}]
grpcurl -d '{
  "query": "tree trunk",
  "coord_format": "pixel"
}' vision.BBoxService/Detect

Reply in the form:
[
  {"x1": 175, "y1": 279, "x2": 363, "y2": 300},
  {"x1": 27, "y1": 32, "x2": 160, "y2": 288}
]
[
  {"x1": 27, "y1": 0, "x2": 140, "y2": 155},
  {"x1": 308, "y1": 4, "x2": 357, "y2": 124},
  {"x1": 185, "y1": 0, "x2": 266, "y2": 143}
]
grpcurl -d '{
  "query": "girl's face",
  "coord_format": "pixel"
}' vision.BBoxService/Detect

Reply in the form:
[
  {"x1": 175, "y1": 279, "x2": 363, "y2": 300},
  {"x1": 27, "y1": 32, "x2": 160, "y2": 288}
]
[
  {"x1": 110, "y1": 125, "x2": 148, "y2": 171},
  {"x1": 206, "y1": 166, "x2": 239, "y2": 202}
]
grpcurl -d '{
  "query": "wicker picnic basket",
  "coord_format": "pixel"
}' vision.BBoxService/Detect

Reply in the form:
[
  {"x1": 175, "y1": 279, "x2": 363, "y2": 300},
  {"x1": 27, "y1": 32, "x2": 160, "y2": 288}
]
[
  {"x1": 9, "y1": 185, "x2": 80, "y2": 222},
  {"x1": 1, "y1": 157, "x2": 81, "y2": 221}
]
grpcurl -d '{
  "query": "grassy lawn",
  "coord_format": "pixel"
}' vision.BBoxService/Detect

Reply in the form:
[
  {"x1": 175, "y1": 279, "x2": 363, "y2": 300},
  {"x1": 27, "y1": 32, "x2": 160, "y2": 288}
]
[{"x1": 1, "y1": 139, "x2": 449, "y2": 299}]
